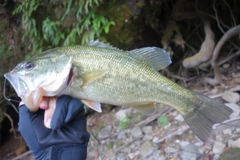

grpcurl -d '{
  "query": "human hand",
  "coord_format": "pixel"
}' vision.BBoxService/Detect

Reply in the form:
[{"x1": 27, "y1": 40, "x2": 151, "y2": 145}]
[{"x1": 18, "y1": 95, "x2": 90, "y2": 160}]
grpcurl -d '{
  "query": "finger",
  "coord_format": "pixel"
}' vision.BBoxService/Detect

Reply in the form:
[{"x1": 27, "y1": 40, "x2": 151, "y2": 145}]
[
  {"x1": 39, "y1": 97, "x2": 50, "y2": 110},
  {"x1": 44, "y1": 97, "x2": 57, "y2": 128},
  {"x1": 19, "y1": 101, "x2": 24, "y2": 106}
]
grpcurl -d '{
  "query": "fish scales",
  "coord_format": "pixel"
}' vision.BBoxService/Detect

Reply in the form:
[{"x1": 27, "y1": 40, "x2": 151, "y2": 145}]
[{"x1": 62, "y1": 46, "x2": 191, "y2": 109}]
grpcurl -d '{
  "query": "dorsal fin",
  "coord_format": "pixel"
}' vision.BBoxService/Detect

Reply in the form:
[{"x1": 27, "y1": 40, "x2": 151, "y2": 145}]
[
  {"x1": 88, "y1": 40, "x2": 122, "y2": 51},
  {"x1": 129, "y1": 47, "x2": 172, "y2": 71}
]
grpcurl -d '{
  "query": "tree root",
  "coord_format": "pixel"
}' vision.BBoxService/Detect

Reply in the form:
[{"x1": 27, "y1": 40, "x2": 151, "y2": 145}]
[
  {"x1": 211, "y1": 25, "x2": 240, "y2": 85},
  {"x1": 3, "y1": 112, "x2": 21, "y2": 139},
  {"x1": 183, "y1": 18, "x2": 215, "y2": 68}
]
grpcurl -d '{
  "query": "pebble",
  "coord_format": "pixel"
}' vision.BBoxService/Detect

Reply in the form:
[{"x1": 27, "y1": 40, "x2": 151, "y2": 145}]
[
  {"x1": 140, "y1": 140, "x2": 158, "y2": 158},
  {"x1": 117, "y1": 130, "x2": 127, "y2": 139},
  {"x1": 98, "y1": 126, "x2": 112, "y2": 139},
  {"x1": 131, "y1": 126, "x2": 143, "y2": 138},
  {"x1": 223, "y1": 63, "x2": 230, "y2": 69},
  {"x1": 152, "y1": 136, "x2": 160, "y2": 143},
  {"x1": 115, "y1": 108, "x2": 132, "y2": 121},
  {"x1": 212, "y1": 141, "x2": 226, "y2": 155},
  {"x1": 179, "y1": 141, "x2": 190, "y2": 148},
  {"x1": 222, "y1": 91, "x2": 240, "y2": 103},
  {"x1": 223, "y1": 128, "x2": 232, "y2": 135},
  {"x1": 128, "y1": 151, "x2": 140, "y2": 159},
  {"x1": 149, "y1": 151, "x2": 166, "y2": 160},
  {"x1": 116, "y1": 152, "x2": 126, "y2": 160},
  {"x1": 144, "y1": 134, "x2": 153, "y2": 140},
  {"x1": 231, "y1": 137, "x2": 240, "y2": 148},
  {"x1": 163, "y1": 123, "x2": 171, "y2": 129},
  {"x1": 180, "y1": 144, "x2": 201, "y2": 160},
  {"x1": 165, "y1": 144, "x2": 180, "y2": 154},
  {"x1": 142, "y1": 126, "x2": 152, "y2": 134},
  {"x1": 225, "y1": 103, "x2": 240, "y2": 118},
  {"x1": 174, "y1": 114, "x2": 184, "y2": 122}
]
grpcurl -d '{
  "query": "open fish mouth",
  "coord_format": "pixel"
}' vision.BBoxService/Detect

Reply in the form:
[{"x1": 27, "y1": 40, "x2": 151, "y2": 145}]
[{"x1": 4, "y1": 72, "x2": 28, "y2": 99}]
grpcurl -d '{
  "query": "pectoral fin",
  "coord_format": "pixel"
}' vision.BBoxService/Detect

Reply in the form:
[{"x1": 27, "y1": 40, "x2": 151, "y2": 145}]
[
  {"x1": 82, "y1": 99, "x2": 102, "y2": 112},
  {"x1": 130, "y1": 103, "x2": 156, "y2": 115},
  {"x1": 81, "y1": 71, "x2": 105, "y2": 87}
]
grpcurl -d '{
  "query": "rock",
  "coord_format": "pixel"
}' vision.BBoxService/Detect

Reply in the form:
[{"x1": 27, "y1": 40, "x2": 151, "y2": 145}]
[
  {"x1": 223, "y1": 128, "x2": 232, "y2": 135},
  {"x1": 144, "y1": 134, "x2": 153, "y2": 140},
  {"x1": 225, "y1": 103, "x2": 240, "y2": 118},
  {"x1": 222, "y1": 91, "x2": 240, "y2": 103},
  {"x1": 212, "y1": 141, "x2": 226, "y2": 155},
  {"x1": 180, "y1": 144, "x2": 201, "y2": 160},
  {"x1": 128, "y1": 151, "x2": 140, "y2": 159},
  {"x1": 131, "y1": 126, "x2": 143, "y2": 138},
  {"x1": 142, "y1": 126, "x2": 152, "y2": 134},
  {"x1": 231, "y1": 138, "x2": 240, "y2": 148},
  {"x1": 152, "y1": 136, "x2": 160, "y2": 143},
  {"x1": 143, "y1": 126, "x2": 153, "y2": 140},
  {"x1": 140, "y1": 140, "x2": 158, "y2": 158},
  {"x1": 149, "y1": 150, "x2": 166, "y2": 160},
  {"x1": 223, "y1": 63, "x2": 230, "y2": 69},
  {"x1": 116, "y1": 152, "x2": 126, "y2": 160},
  {"x1": 174, "y1": 114, "x2": 184, "y2": 122},
  {"x1": 220, "y1": 148, "x2": 240, "y2": 160},
  {"x1": 117, "y1": 130, "x2": 127, "y2": 139},
  {"x1": 163, "y1": 123, "x2": 171, "y2": 129},
  {"x1": 179, "y1": 141, "x2": 190, "y2": 148},
  {"x1": 228, "y1": 139, "x2": 233, "y2": 147},
  {"x1": 165, "y1": 143, "x2": 180, "y2": 153},
  {"x1": 98, "y1": 126, "x2": 112, "y2": 139},
  {"x1": 116, "y1": 108, "x2": 132, "y2": 121}
]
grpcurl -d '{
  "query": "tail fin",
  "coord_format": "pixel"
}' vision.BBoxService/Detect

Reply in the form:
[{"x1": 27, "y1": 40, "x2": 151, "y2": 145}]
[{"x1": 183, "y1": 93, "x2": 233, "y2": 142}]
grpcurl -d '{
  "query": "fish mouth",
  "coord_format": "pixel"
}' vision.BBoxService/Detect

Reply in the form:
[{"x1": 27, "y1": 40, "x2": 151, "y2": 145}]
[{"x1": 4, "y1": 72, "x2": 28, "y2": 99}]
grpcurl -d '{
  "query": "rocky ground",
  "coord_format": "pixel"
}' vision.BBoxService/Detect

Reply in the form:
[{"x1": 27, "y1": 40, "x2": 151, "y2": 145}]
[
  {"x1": 86, "y1": 91, "x2": 240, "y2": 160},
  {"x1": 0, "y1": 85, "x2": 240, "y2": 160}
]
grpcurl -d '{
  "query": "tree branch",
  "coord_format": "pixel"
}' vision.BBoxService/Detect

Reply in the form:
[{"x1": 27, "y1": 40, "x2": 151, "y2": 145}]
[{"x1": 211, "y1": 25, "x2": 240, "y2": 85}]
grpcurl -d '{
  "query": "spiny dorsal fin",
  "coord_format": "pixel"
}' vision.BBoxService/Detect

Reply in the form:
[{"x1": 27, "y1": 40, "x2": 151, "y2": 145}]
[
  {"x1": 88, "y1": 40, "x2": 122, "y2": 51},
  {"x1": 129, "y1": 47, "x2": 172, "y2": 71}
]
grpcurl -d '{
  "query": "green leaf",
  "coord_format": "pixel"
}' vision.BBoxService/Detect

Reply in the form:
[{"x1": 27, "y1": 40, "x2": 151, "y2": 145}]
[
  {"x1": 157, "y1": 115, "x2": 169, "y2": 127},
  {"x1": 103, "y1": 21, "x2": 115, "y2": 34},
  {"x1": 61, "y1": 0, "x2": 73, "y2": 21}
]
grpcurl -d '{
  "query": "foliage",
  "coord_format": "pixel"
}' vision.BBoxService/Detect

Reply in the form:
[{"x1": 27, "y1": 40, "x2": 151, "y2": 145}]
[
  {"x1": 12, "y1": 0, "x2": 115, "y2": 56},
  {"x1": 157, "y1": 115, "x2": 169, "y2": 128},
  {"x1": 118, "y1": 116, "x2": 131, "y2": 130}
]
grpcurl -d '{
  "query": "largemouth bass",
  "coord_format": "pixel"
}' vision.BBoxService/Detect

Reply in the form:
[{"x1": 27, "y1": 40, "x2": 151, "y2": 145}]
[{"x1": 4, "y1": 40, "x2": 232, "y2": 142}]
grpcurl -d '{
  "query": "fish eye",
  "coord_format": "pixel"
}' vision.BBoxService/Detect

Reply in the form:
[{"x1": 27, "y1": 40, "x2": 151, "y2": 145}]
[{"x1": 24, "y1": 62, "x2": 35, "y2": 70}]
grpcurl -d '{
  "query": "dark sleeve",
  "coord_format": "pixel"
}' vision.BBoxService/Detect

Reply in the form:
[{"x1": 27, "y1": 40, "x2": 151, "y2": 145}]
[
  {"x1": 18, "y1": 105, "x2": 47, "y2": 160},
  {"x1": 50, "y1": 95, "x2": 85, "y2": 130},
  {"x1": 18, "y1": 95, "x2": 90, "y2": 160}
]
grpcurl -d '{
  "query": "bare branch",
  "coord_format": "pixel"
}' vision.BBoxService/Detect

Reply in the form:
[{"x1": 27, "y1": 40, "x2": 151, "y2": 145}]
[
  {"x1": 211, "y1": 25, "x2": 240, "y2": 84},
  {"x1": 3, "y1": 112, "x2": 21, "y2": 139},
  {"x1": 212, "y1": 0, "x2": 225, "y2": 34}
]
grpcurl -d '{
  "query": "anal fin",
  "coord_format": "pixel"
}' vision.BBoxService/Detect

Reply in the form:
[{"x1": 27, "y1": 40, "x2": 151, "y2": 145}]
[
  {"x1": 82, "y1": 99, "x2": 102, "y2": 112},
  {"x1": 130, "y1": 103, "x2": 156, "y2": 115}
]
